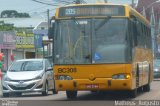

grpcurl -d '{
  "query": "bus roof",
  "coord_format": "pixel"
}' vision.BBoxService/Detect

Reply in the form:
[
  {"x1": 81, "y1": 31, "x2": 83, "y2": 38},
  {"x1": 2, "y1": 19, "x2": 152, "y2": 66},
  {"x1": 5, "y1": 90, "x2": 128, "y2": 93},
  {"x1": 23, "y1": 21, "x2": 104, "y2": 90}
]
[
  {"x1": 127, "y1": 5, "x2": 150, "y2": 26},
  {"x1": 56, "y1": 3, "x2": 150, "y2": 26},
  {"x1": 62, "y1": 3, "x2": 127, "y2": 7}
]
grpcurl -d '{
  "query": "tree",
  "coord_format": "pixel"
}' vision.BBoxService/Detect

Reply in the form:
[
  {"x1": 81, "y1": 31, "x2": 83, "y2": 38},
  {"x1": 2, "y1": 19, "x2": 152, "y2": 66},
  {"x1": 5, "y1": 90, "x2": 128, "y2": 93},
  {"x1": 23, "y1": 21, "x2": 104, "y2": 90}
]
[
  {"x1": 1, "y1": 10, "x2": 18, "y2": 18},
  {"x1": 1, "y1": 10, "x2": 30, "y2": 18}
]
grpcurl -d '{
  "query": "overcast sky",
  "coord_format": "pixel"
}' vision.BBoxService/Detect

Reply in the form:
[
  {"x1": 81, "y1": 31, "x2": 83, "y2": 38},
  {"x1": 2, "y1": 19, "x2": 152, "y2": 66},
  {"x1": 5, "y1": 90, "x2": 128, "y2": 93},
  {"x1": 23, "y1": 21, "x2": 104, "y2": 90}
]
[{"x1": 0, "y1": 0, "x2": 137, "y2": 18}]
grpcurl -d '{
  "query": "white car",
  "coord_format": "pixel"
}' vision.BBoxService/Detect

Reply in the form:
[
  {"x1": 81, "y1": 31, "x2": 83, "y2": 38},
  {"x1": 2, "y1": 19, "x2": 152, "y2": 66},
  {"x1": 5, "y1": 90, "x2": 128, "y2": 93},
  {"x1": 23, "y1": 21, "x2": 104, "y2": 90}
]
[{"x1": 2, "y1": 59, "x2": 57, "y2": 97}]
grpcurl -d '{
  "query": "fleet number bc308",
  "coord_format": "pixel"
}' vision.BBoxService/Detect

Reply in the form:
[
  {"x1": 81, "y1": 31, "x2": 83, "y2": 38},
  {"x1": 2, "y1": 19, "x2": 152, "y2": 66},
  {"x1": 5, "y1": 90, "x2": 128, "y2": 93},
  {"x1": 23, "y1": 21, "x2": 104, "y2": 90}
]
[{"x1": 58, "y1": 68, "x2": 77, "y2": 73}]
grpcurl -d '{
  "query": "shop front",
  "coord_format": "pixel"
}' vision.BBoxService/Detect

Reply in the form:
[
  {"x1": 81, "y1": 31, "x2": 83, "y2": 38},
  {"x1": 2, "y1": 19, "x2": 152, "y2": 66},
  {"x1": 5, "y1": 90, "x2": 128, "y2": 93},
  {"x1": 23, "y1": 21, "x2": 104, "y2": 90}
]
[
  {"x1": 0, "y1": 31, "x2": 16, "y2": 70},
  {"x1": 14, "y1": 32, "x2": 35, "y2": 59}
]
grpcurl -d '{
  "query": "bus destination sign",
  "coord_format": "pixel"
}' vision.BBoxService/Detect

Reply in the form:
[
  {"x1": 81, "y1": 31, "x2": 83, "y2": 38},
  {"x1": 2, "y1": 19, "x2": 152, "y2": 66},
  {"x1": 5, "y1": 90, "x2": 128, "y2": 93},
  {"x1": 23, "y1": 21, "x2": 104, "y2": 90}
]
[{"x1": 58, "y1": 5, "x2": 125, "y2": 18}]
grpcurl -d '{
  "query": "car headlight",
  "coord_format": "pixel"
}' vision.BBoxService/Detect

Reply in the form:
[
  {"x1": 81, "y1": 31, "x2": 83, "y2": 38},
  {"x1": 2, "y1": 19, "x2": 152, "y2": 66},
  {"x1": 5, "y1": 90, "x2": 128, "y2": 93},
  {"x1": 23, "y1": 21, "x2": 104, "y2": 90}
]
[
  {"x1": 34, "y1": 73, "x2": 44, "y2": 80},
  {"x1": 34, "y1": 76, "x2": 42, "y2": 80},
  {"x1": 112, "y1": 74, "x2": 130, "y2": 79},
  {"x1": 58, "y1": 75, "x2": 72, "y2": 80},
  {"x1": 4, "y1": 76, "x2": 11, "y2": 81}
]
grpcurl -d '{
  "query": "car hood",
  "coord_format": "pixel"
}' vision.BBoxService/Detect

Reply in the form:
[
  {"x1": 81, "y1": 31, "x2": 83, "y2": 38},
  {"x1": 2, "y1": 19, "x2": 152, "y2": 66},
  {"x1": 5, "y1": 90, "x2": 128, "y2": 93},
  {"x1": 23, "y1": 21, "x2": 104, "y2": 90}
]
[{"x1": 6, "y1": 70, "x2": 44, "y2": 80}]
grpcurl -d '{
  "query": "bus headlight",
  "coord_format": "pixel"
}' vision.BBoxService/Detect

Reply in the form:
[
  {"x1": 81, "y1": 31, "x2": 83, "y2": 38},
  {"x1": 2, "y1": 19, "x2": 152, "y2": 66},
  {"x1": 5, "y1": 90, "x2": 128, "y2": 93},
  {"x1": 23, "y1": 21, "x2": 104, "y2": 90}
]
[
  {"x1": 58, "y1": 75, "x2": 73, "y2": 80},
  {"x1": 112, "y1": 74, "x2": 130, "y2": 79}
]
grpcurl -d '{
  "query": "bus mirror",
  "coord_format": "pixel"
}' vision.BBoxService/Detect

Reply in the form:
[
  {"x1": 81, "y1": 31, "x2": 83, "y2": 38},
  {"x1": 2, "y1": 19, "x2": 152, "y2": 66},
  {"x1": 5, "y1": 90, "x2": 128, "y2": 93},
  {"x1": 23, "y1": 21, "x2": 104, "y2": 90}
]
[{"x1": 48, "y1": 22, "x2": 55, "y2": 39}]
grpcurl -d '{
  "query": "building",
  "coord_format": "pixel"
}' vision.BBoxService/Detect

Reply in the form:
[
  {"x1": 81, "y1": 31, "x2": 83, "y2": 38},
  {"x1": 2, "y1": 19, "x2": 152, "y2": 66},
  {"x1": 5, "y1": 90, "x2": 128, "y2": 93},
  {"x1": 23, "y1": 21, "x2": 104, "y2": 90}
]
[
  {"x1": 136, "y1": 0, "x2": 160, "y2": 58},
  {"x1": 33, "y1": 21, "x2": 52, "y2": 58},
  {"x1": 0, "y1": 31, "x2": 16, "y2": 70},
  {"x1": 0, "y1": 17, "x2": 45, "y2": 63}
]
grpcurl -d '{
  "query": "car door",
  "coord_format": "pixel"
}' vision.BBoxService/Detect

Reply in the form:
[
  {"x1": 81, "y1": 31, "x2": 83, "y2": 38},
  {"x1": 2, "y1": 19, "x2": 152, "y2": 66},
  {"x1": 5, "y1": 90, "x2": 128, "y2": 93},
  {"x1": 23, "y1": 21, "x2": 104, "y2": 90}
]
[{"x1": 45, "y1": 59, "x2": 54, "y2": 89}]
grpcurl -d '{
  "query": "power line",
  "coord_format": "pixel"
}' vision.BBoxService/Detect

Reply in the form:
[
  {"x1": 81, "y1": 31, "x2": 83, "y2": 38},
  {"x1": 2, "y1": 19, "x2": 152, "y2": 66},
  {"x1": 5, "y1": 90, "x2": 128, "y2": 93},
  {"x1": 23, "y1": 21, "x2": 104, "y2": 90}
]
[
  {"x1": 31, "y1": 0, "x2": 59, "y2": 6},
  {"x1": 26, "y1": 6, "x2": 49, "y2": 13}
]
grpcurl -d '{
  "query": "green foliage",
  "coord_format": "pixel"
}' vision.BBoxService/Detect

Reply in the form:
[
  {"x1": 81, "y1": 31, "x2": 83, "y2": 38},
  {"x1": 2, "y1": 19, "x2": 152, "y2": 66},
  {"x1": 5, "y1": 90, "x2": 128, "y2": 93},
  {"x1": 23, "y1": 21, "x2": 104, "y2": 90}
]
[
  {"x1": 1, "y1": 10, "x2": 30, "y2": 18},
  {"x1": 0, "y1": 21, "x2": 14, "y2": 31}
]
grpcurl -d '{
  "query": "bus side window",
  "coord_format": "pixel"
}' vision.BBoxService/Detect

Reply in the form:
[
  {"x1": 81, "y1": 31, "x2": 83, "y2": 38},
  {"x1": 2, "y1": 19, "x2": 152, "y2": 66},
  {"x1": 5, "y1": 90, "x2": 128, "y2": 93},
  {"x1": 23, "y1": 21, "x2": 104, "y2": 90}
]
[
  {"x1": 130, "y1": 15, "x2": 138, "y2": 47},
  {"x1": 133, "y1": 21, "x2": 138, "y2": 46}
]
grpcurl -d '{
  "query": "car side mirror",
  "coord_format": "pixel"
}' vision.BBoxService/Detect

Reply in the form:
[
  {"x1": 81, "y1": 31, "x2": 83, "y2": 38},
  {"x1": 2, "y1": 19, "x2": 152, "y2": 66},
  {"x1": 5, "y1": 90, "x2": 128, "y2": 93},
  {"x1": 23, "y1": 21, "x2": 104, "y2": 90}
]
[{"x1": 46, "y1": 67, "x2": 53, "y2": 71}]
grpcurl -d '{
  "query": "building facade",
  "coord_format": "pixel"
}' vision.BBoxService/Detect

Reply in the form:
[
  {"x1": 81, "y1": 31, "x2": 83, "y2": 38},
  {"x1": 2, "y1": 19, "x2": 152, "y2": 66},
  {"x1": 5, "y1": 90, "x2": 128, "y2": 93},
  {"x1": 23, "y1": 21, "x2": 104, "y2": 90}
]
[
  {"x1": 0, "y1": 31, "x2": 16, "y2": 70},
  {"x1": 14, "y1": 31, "x2": 35, "y2": 60},
  {"x1": 136, "y1": 0, "x2": 160, "y2": 58}
]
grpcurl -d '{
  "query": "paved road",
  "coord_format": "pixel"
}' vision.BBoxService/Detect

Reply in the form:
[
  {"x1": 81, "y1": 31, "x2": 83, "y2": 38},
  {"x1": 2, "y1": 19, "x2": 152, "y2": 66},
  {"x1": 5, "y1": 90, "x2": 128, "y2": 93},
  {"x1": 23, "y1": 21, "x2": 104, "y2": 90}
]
[{"x1": 0, "y1": 80, "x2": 160, "y2": 106}]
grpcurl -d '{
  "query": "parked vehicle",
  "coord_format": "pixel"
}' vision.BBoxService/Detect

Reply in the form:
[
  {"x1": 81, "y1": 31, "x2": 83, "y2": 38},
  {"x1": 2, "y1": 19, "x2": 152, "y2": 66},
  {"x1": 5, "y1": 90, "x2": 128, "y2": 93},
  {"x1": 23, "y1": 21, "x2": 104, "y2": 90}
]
[
  {"x1": 154, "y1": 59, "x2": 160, "y2": 78},
  {"x1": 2, "y1": 59, "x2": 57, "y2": 97}
]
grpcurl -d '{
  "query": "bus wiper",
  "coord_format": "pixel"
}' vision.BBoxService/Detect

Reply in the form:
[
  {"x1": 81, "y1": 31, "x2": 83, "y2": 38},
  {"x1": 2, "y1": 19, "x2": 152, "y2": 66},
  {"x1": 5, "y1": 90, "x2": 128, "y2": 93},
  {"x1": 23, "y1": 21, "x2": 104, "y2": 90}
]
[
  {"x1": 71, "y1": 17, "x2": 80, "y2": 25},
  {"x1": 95, "y1": 16, "x2": 111, "y2": 31},
  {"x1": 71, "y1": 17, "x2": 85, "y2": 33}
]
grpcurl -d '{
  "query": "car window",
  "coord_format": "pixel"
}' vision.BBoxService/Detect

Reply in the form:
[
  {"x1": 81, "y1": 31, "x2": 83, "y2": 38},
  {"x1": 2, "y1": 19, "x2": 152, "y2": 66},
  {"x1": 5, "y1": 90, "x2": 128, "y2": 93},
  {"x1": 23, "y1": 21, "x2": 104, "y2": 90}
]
[{"x1": 9, "y1": 60, "x2": 43, "y2": 72}]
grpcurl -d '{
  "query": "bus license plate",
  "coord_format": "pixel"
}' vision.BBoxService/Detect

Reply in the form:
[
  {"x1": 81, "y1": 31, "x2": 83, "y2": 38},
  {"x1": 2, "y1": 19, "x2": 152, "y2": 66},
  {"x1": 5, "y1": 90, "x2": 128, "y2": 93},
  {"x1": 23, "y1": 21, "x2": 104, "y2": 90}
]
[{"x1": 86, "y1": 84, "x2": 99, "y2": 88}]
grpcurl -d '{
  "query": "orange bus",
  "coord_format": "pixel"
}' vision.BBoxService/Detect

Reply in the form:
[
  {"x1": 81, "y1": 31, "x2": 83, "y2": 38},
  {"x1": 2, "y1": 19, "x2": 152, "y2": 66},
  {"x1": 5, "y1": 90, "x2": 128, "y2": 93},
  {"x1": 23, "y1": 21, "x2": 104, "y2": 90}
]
[{"x1": 51, "y1": 3, "x2": 153, "y2": 99}]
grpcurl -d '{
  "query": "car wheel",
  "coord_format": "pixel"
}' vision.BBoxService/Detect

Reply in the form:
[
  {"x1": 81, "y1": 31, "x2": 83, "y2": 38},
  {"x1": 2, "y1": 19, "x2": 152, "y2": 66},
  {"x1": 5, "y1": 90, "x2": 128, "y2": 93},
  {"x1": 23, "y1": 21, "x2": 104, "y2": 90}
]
[
  {"x1": 3, "y1": 93, "x2": 9, "y2": 97},
  {"x1": 42, "y1": 83, "x2": 48, "y2": 96},
  {"x1": 66, "y1": 90, "x2": 77, "y2": 99},
  {"x1": 52, "y1": 89, "x2": 58, "y2": 94}
]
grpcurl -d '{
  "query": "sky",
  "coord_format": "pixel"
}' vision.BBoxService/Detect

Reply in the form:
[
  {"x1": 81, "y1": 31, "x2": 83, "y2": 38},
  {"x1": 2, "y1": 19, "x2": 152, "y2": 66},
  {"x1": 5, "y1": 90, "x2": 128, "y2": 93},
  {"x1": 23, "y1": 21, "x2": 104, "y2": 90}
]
[
  {"x1": 0, "y1": 0, "x2": 56, "y2": 18},
  {"x1": 0, "y1": 0, "x2": 137, "y2": 18}
]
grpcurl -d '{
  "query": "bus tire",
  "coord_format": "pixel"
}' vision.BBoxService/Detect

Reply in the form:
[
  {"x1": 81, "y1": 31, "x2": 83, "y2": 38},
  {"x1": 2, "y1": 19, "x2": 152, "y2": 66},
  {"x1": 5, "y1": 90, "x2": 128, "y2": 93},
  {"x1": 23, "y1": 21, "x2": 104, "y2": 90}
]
[
  {"x1": 143, "y1": 84, "x2": 150, "y2": 92},
  {"x1": 143, "y1": 64, "x2": 151, "y2": 92},
  {"x1": 130, "y1": 89, "x2": 137, "y2": 98},
  {"x1": 66, "y1": 90, "x2": 77, "y2": 99},
  {"x1": 136, "y1": 64, "x2": 140, "y2": 88}
]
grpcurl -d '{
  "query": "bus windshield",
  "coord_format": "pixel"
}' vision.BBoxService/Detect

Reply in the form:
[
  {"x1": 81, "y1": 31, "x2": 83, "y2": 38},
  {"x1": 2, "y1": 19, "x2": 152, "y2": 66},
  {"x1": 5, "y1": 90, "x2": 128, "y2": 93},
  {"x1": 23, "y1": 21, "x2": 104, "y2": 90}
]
[{"x1": 54, "y1": 18, "x2": 129, "y2": 64}]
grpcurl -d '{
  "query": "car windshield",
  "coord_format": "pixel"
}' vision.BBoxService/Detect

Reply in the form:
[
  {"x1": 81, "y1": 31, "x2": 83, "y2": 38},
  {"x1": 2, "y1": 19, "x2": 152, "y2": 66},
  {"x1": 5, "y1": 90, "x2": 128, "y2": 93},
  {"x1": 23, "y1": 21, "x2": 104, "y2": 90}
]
[{"x1": 9, "y1": 60, "x2": 43, "y2": 72}]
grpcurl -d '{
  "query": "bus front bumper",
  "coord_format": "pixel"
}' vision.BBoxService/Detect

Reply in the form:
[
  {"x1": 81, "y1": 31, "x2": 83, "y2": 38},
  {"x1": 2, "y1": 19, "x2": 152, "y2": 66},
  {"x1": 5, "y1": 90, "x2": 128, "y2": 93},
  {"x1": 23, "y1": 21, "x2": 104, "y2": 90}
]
[{"x1": 55, "y1": 78, "x2": 132, "y2": 91}]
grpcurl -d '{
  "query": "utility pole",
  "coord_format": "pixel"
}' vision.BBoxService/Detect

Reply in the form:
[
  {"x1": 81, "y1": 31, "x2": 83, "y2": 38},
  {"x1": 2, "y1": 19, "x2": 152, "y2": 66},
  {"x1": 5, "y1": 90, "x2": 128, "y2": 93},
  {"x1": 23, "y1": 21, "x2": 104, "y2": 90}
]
[
  {"x1": 47, "y1": 9, "x2": 50, "y2": 31},
  {"x1": 47, "y1": 9, "x2": 51, "y2": 56},
  {"x1": 150, "y1": 7, "x2": 156, "y2": 58},
  {"x1": 132, "y1": 0, "x2": 134, "y2": 8}
]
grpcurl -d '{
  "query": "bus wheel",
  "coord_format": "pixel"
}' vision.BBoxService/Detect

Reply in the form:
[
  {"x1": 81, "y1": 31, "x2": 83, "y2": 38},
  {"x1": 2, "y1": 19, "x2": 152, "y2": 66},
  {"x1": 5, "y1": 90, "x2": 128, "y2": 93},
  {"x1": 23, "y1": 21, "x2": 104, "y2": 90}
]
[
  {"x1": 143, "y1": 64, "x2": 151, "y2": 92},
  {"x1": 66, "y1": 90, "x2": 77, "y2": 99},
  {"x1": 130, "y1": 89, "x2": 137, "y2": 98},
  {"x1": 143, "y1": 84, "x2": 150, "y2": 92}
]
